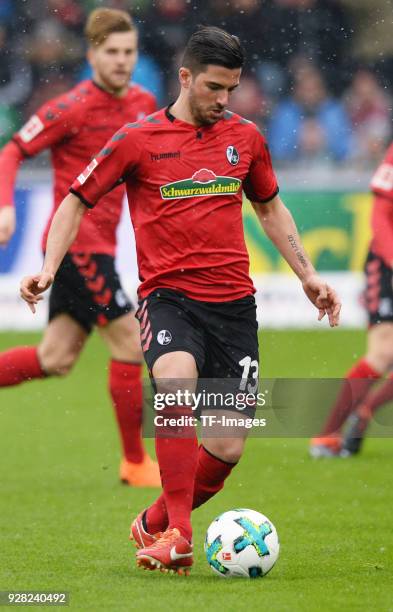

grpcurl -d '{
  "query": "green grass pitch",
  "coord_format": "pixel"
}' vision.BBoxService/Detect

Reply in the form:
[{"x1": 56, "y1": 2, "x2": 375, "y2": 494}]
[{"x1": 0, "y1": 330, "x2": 392, "y2": 611}]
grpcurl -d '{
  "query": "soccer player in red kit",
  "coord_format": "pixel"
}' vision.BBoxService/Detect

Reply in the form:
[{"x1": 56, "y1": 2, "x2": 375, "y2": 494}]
[
  {"x1": 311, "y1": 141, "x2": 393, "y2": 457},
  {"x1": 21, "y1": 27, "x2": 341, "y2": 573},
  {"x1": 0, "y1": 8, "x2": 160, "y2": 487}
]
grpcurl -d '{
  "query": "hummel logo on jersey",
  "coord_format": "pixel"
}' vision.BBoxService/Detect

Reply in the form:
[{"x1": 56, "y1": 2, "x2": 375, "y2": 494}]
[
  {"x1": 77, "y1": 159, "x2": 98, "y2": 185},
  {"x1": 157, "y1": 330, "x2": 172, "y2": 345},
  {"x1": 151, "y1": 151, "x2": 181, "y2": 161},
  {"x1": 160, "y1": 168, "x2": 241, "y2": 200},
  {"x1": 170, "y1": 546, "x2": 193, "y2": 561},
  {"x1": 226, "y1": 145, "x2": 240, "y2": 165},
  {"x1": 19, "y1": 115, "x2": 44, "y2": 143}
]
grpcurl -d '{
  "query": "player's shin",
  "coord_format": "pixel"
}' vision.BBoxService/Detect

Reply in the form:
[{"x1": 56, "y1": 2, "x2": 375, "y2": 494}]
[
  {"x1": 320, "y1": 358, "x2": 380, "y2": 436},
  {"x1": 192, "y1": 444, "x2": 237, "y2": 508},
  {"x1": 365, "y1": 373, "x2": 393, "y2": 417},
  {"x1": 155, "y1": 406, "x2": 198, "y2": 542},
  {"x1": 145, "y1": 444, "x2": 237, "y2": 534},
  {"x1": 109, "y1": 360, "x2": 144, "y2": 463}
]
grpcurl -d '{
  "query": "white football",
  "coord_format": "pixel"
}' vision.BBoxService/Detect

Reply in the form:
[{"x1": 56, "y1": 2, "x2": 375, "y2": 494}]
[{"x1": 205, "y1": 509, "x2": 279, "y2": 578}]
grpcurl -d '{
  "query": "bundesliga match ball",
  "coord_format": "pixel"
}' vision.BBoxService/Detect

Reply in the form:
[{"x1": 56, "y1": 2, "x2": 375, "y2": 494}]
[{"x1": 205, "y1": 509, "x2": 279, "y2": 578}]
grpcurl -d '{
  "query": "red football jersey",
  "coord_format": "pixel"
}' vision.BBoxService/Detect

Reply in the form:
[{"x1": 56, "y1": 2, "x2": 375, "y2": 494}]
[
  {"x1": 13, "y1": 80, "x2": 156, "y2": 255},
  {"x1": 71, "y1": 107, "x2": 279, "y2": 302},
  {"x1": 370, "y1": 142, "x2": 393, "y2": 201},
  {"x1": 370, "y1": 142, "x2": 393, "y2": 265}
]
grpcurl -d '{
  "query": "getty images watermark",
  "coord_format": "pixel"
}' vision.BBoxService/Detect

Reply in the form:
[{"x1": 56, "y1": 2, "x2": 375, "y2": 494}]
[
  {"x1": 153, "y1": 389, "x2": 267, "y2": 411},
  {"x1": 153, "y1": 389, "x2": 268, "y2": 430},
  {"x1": 141, "y1": 378, "x2": 393, "y2": 437}
]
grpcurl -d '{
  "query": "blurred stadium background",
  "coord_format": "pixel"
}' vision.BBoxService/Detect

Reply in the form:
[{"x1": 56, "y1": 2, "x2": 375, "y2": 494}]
[{"x1": 0, "y1": 0, "x2": 392, "y2": 329}]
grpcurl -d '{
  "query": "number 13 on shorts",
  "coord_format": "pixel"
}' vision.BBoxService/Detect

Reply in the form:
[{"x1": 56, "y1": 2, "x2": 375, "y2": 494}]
[{"x1": 238, "y1": 356, "x2": 259, "y2": 393}]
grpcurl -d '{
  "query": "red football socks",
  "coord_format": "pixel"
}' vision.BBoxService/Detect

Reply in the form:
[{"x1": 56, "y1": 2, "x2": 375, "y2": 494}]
[
  {"x1": 109, "y1": 360, "x2": 144, "y2": 464},
  {"x1": 155, "y1": 415, "x2": 198, "y2": 542},
  {"x1": 193, "y1": 445, "x2": 236, "y2": 508},
  {"x1": 321, "y1": 358, "x2": 380, "y2": 435},
  {"x1": 362, "y1": 373, "x2": 393, "y2": 416},
  {"x1": 146, "y1": 445, "x2": 236, "y2": 535},
  {"x1": 0, "y1": 346, "x2": 45, "y2": 386}
]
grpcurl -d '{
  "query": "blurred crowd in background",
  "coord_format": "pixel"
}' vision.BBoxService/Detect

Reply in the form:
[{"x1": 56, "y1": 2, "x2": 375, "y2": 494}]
[{"x1": 0, "y1": 0, "x2": 392, "y2": 167}]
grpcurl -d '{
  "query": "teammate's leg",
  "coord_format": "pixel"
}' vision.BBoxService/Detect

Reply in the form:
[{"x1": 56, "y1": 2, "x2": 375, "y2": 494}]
[
  {"x1": 341, "y1": 322, "x2": 393, "y2": 454},
  {"x1": 38, "y1": 314, "x2": 88, "y2": 374},
  {"x1": 317, "y1": 356, "x2": 381, "y2": 435},
  {"x1": 311, "y1": 253, "x2": 393, "y2": 456},
  {"x1": 98, "y1": 312, "x2": 160, "y2": 486},
  {"x1": 0, "y1": 314, "x2": 87, "y2": 386},
  {"x1": 310, "y1": 323, "x2": 393, "y2": 456}
]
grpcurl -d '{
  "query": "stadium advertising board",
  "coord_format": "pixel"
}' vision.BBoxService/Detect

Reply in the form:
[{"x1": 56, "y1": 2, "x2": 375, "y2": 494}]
[{"x1": 0, "y1": 187, "x2": 370, "y2": 329}]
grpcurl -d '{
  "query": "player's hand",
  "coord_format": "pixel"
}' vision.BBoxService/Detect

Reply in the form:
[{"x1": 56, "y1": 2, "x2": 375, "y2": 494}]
[
  {"x1": 20, "y1": 272, "x2": 54, "y2": 313},
  {"x1": 302, "y1": 274, "x2": 341, "y2": 327},
  {"x1": 0, "y1": 205, "x2": 16, "y2": 246}
]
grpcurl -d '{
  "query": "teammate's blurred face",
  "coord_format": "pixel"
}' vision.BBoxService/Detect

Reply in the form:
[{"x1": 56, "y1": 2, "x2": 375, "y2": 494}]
[
  {"x1": 88, "y1": 31, "x2": 138, "y2": 96},
  {"x1": 181, "y1": 65, "x2": 241, "y2": 126}
]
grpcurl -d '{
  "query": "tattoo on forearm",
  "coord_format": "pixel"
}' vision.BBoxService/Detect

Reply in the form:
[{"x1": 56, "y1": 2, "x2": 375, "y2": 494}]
[{"x1": 287, "y1": 234, "x2": 308, "y2": 268}]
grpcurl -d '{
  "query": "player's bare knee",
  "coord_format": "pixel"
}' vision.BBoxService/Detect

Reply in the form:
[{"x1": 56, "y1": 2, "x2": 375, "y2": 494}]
[
  {"x1": 38, "y1": 345, "x2": 79, "y2": 377},
  {"x1": 205, "y1": 439, "x2": 244, "y2": 464},
  {"x1": 153, "y1": 352, "x2": 198, "y2": 382},
  {"x1": 100, "y1": 315, "x2": 143, "y2": 362},
  {"x1": 367, "y1": 324, "x2": 393, "y2": 371},
  {"x1": 366, "y1": 343, "x2": 393, "y2": 372},
  {"x1": 120, "y1": 329, "x2": 143, "y2": 361},
  {"x1": 154, "y1": 379, "x2": 195, "y2": 402}
]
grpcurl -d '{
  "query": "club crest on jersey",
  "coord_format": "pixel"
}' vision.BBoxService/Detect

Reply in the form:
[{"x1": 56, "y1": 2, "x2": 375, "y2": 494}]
[
  {"x1": 77, "y1": 159, "x2": 98, "y2": 185},
  {"x1": 160, "y1": 168, "x2": 241, "y2": 200},
  {"x1": 19, "y1": 115, "x2": 44, "y2": 143},
  {"x1": 157, "y1": 330, "x2": 172, "y2": 345},
  {"x1": 226, "y1": 145, "x2": 240, "y2": 165}
]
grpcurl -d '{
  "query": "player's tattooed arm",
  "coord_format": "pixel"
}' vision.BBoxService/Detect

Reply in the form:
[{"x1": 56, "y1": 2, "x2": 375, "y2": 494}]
[
  {"x1": 287, "y1": 234, "x2": 308, "y2": 269},
  {"x1": 251, "y1": 194, "x2": 314, "y2": 281},
  {"x1": 252, "y1": 194, "x2": 341, "y2": 326}
]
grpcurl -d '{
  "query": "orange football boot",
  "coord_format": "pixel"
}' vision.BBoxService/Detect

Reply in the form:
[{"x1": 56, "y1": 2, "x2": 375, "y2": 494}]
[
  {"x1": 120, "y1": 453, "x2": 161, "y2": 487},
  {"x1": 309, "y1": 433, "x2": 342, "y2": 458}
]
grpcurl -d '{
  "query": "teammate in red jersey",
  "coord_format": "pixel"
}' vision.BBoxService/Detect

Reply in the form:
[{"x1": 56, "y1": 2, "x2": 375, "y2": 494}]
[
  {"x1": 20, "y1": 27, "x2": 341, "y2": 573},
  {"x1": 310, "y1": 142, "x2": 393, "y2": 458},
  {"x1": 0, "y1": 8, "x2": 160, "y2": 487}
]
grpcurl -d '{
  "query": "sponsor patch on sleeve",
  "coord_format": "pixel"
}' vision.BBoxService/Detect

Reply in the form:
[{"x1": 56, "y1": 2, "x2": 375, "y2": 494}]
[
  {"x1": 19, "y1": 115, "x2": 45, "y2": 143},
  {"x1": 77, "y1": 159, "x2": 98, "y2": 185}
]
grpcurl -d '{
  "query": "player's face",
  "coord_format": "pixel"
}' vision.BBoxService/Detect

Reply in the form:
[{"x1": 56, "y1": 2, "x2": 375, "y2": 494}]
[
  {"x1": 88, "y1": 31, "x2": 138, "y2": 95},
  {"x1": 185, "y1": 65, "x2": 241, "y2": 126}
]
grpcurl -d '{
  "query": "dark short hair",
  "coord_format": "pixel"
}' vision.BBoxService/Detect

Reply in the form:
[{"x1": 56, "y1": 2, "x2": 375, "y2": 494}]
[{"x1": 182, "y1": 26, "x2": 245, "y2": 74}]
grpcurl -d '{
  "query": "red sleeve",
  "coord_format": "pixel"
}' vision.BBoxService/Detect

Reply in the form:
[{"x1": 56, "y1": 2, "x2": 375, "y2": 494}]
[
  {"x1": 146, "y1": 93, "x2": 158, "y2": 115},
  {"x1": 0, "y1": 141, "x2": 25, "y2": 208},
  {"x1": 371, "y1": 194, "x2": 393, "y2": 266},
  {"x1": 70, "y1": 124, "x2": 143, "y2": 208},
  {"x1": 243, "y1": 128, "x2": 279, "y2": 204},
  {"x1": 370, "y1": 143, "x2": 393, "y2": 202},
  {"x1": 13, "y1": 93, "x2": 81, "y2": 157}
]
